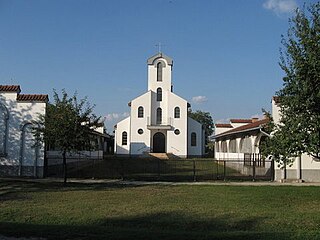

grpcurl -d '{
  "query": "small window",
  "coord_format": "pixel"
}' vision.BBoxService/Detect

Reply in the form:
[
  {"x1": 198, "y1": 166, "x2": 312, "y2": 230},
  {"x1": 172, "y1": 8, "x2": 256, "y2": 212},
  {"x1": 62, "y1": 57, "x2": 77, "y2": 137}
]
[
  {"x1": 138, "y1": 129, "x2": 144, "y2": 135},
  {"x1": 174, "y1": 129, "x2": 180, "y2": 135},
  {"x1": 157, "y1": 88, "x2": 162, "y2": 101},
  {"x1": 122, "y1": 131, "x2": 127, "y2": 145},
  {"x1": 157, "y1": 62, "x2": 163, "y2": 81},
  {"x1": 191, "y1": 132, "x2": 197, "y2": 146},
  {"x1": 138, "y1": 106, "x2": 144, "y2": 118},
  {"x1": 156, "y1": 107, "x2": 162, "y2": 124},
  {"x1": 174, "y1": 107, "x2": 180, "y2": 118}
]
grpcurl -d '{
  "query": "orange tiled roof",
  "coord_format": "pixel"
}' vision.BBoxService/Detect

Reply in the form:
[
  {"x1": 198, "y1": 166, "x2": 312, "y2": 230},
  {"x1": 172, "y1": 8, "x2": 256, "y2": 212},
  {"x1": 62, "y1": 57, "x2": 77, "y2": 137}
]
[
  {"x1": 215, "y1": 123, "x2": 233, "y2": 128},
  {"x1": 230, "y1": 119, "x2": 253, "y2": 123},
  {"x1": 215, "y1": 118, "x2": 269, "y2": 138},
  {"x1": 0, "y1": 85, "x2": 21, "y2": 92},
  {"x1": 17, "y1": 94, "x2": 48, "y2": 102}
]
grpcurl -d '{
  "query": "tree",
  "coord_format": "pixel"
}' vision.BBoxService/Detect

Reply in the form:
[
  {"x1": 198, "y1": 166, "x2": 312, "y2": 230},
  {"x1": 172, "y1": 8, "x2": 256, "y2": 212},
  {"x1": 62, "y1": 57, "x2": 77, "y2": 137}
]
[
  {"x1": 188, "y1": 109, "x2": 214, "y2": 146},
  {"x1": 36, "y1": 90, "x2": 102, "y2": 183},
  {"x1": 266, "y1": 3, "x2": 320, "y2": 167}
]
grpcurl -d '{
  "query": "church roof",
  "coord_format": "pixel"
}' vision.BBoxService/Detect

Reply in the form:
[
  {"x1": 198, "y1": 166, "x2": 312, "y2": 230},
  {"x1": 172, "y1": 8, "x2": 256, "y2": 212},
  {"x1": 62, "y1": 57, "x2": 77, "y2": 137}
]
[{"x1": 147, "y1": 53, "x2": 173, "y2": 66}]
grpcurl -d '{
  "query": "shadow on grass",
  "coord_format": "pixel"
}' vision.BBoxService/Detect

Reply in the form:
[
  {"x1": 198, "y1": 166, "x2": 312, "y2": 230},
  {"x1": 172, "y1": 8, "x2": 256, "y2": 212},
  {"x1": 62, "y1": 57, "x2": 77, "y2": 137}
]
[
  {"x1": 0, "y1": 179, "x2": 319, "y2": 240},
  {"x1": 0, "y1": 212, "x2": 311, "y2": 240}
]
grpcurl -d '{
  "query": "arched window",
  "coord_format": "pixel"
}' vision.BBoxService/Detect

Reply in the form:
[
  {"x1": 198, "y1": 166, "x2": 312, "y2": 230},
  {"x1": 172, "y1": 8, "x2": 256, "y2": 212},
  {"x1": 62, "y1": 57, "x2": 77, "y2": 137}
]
[
  {"x1": 157, "y1": 62, "x2": 163, "y2": 81},
  {"x1": 156, "y1": 108, "x2": 162, "y2": 124},
  {"x1": 0, "y1": 103, "x2": 9, "y2": 156},
  {"x1": 191, "y1": 132, "x2": 197, "y2": 146},
  {"x1": 174, "y1": 107, "x2": 180, "y2": 118},
  {"x1": 138, "y1": 106, "x2": 144, "y2": 118},
  {"x1": 157, "y1": 88, "x2": 162, "y2": 101},
  {"x1": 122, "y1": 131, "x2": 127, "y2": 145}
]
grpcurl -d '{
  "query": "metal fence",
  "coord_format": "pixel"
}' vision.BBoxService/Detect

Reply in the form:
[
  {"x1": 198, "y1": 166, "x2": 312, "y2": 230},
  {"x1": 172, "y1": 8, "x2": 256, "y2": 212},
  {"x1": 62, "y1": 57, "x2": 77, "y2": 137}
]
[{"x1": 46, "y1": 157, "x2": 274, "y2": 182}]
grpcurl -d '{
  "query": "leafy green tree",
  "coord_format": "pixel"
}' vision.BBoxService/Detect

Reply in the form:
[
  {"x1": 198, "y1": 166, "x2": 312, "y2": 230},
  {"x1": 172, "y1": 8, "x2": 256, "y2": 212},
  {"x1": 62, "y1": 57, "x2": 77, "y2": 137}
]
[
  {"x1": 36, "y1": 90, "x2": 101, "y2": 183},
  {"x1": 266, "y1": 3, "x2": 320, "y2": 167},
  {"x1": 188, "y1": 109, "x2": 214, "y2": 146}
]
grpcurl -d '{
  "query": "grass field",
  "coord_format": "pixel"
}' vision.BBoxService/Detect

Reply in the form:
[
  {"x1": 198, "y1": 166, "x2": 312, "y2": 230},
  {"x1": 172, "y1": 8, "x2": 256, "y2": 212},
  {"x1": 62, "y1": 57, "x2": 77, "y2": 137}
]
[{"x1": 1, "y1": 179, "x2": 320, "y2": 240}]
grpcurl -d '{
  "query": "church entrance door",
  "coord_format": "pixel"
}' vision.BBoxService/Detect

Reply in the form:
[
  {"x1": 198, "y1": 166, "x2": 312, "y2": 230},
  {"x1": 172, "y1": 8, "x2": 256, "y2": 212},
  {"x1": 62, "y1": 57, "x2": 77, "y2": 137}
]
[{"x1": 153, "y1": 132, "x2": 165, "y2": 153}]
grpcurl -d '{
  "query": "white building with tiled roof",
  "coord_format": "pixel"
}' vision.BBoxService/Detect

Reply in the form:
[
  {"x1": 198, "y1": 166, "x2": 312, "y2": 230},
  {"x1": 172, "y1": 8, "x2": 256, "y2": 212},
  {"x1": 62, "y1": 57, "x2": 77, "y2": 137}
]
[
  {"x1": 114, "y1": 53, "x2": 204, "y2": 158},
  {"x1": 0, "y1": 85, "x2": 48, "y2": 177},
  {"x1": 214, "y1": 117, "x2": 269, "y2": 160}
]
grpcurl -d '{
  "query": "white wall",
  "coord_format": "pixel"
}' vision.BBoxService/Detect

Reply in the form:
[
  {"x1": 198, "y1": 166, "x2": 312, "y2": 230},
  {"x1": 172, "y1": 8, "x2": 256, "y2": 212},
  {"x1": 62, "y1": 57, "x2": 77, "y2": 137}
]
[
  {"x1": 167, "y1": 93, "x2": 188, "y2": 157},
  {"x1": 0, "y1": 91, "x2": 46, "y2": 177},
  {"x1": 130, "y1": 92, "x2": 151, "y2": 155},
  {"x1": 115, "y1": 117, "x2": 130, "y2": 155},
  {"x1": 187, "y1": 117, "x2": 203, "y2": 157},
  {"x1": 272, "y1": 98, "x2": 281, "y2": 125},
  {"x1": 215, "y1": 126, "x2": 233, "y2": 135}
]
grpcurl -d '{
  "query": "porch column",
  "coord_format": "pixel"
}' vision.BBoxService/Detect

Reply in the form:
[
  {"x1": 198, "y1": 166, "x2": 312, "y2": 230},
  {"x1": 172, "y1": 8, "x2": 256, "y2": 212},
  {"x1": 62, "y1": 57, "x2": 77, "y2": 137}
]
[
  {"x1": 236, "y1": 138, "x2": 241, "y2": 159},
  {"x1": 226, "y1": 139, "x2": 230, "y2": 159}
]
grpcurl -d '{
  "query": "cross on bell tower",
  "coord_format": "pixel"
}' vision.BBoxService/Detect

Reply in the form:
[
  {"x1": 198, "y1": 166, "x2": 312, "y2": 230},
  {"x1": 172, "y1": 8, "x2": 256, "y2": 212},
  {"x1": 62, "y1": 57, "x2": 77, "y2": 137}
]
[{"x1": 155, "y1": 43, "x2": 165, "y2": 53}]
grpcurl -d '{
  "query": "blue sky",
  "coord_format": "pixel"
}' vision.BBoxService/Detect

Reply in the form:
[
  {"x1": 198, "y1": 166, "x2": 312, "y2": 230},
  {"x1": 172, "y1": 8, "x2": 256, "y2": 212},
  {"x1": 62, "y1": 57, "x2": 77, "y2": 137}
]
[{"x1": 0, "y1": 0, "x2": 317, "y2": 133}]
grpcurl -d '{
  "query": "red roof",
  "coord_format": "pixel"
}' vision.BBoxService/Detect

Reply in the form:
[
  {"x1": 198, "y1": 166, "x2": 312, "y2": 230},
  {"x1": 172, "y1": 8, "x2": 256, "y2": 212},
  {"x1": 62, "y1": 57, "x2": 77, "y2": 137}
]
[
  {"x1": 17, "y1": 94, "x2": 48, "y2": 102},
  {"x1": 0, "y1": 85, "x2": 21, "y2": 93},
  {"x1": 215, "y1": 123, "x2": 233, "y2": 128},
  {"x1": 230, "y1": 119, "x2": 253, "y2": 123},
  {"x1": 215, "y1": 118, "x2": 269, "y2": 138}
]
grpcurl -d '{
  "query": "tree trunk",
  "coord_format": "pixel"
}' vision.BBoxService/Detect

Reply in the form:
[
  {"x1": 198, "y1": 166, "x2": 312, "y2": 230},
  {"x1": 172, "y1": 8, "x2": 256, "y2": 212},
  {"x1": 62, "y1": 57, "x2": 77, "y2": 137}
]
[{"x1": 62, "y1": 150, "x2": 67, "y2": 184}]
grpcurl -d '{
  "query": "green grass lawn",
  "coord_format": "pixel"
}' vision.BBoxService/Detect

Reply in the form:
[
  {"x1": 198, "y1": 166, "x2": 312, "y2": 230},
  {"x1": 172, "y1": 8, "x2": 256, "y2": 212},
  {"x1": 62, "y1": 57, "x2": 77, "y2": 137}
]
[{"x1": 1, "y1": 179, "x2": 320, "y2": 240}]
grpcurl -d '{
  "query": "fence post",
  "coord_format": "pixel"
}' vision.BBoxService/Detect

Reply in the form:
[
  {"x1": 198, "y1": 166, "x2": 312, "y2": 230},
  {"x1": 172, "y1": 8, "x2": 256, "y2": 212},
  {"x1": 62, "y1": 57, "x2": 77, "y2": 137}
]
[
  {"x1": 216, "y1": 160, "x2": 219, "y2": 180},
  {"x1": 193, "y1": 160, "x2": 196, "y2": 182},
  {"x1": 252, "y1": 159, "x2": 256, "y2": 182},
  {"x1": 157, "y1": 158, "x2": 161, "y2": 180},
  {"x1": 92, "y1": 157, "x2": 95, "y2": 179},
  {"x1": 271, "y1": 160, "x2": 274, "y2": 182},
  {"x1": 223, "y1": 161, "x2": 226, "y2": 181}
]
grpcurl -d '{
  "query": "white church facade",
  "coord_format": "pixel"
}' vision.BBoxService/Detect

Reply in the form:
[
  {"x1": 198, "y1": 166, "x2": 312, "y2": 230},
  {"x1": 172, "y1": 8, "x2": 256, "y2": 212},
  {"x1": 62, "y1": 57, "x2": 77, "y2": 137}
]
[{"x1": 114, "y1": 53, "x2": 204, "y2": 158}]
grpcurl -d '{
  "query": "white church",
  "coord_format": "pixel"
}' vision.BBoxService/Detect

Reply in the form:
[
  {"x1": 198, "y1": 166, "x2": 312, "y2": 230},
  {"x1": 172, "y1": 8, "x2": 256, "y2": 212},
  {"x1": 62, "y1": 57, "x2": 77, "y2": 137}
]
[{"x1": 114, "y1": 52, "x2": 205, "y2": 158}]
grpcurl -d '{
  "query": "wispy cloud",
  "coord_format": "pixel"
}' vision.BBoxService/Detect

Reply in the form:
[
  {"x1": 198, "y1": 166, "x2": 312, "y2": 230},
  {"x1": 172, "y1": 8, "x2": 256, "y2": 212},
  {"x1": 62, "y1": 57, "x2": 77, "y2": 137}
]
[
  {"x1": 263, "y1": 0, "x2": 297, "y2": 15},
  {"x1": 105, "y1": 112, "x2": 129, "y2": 122},
  {"x1": 192, "y1": 96, "x2": 208, "y2": 104}
]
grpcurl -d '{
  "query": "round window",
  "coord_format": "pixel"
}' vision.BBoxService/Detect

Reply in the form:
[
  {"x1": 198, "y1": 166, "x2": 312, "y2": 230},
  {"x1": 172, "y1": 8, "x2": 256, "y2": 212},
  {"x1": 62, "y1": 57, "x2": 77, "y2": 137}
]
[
  {"x1": 138, "y1": 129, "x2": 144, "y2": 135},
  {"x1": 174, "y1": 129, "x2": 180, "y2": 135}
]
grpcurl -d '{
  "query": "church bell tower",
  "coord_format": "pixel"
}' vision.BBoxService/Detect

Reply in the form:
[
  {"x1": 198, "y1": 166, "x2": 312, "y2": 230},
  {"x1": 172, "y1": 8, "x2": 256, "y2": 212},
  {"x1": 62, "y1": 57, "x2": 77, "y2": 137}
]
[{"x1": 147, "y1": 53, "x2": 173, "y2": 92}]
